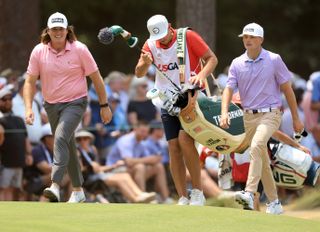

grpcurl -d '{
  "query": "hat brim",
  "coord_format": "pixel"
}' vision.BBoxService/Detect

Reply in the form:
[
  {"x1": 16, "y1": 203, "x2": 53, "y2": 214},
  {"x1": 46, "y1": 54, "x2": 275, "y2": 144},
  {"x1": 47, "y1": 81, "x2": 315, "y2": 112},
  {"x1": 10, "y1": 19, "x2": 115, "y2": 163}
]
[
  {"x1": 48, "y1": 23, "x2": 67, "y2": 29},
  {"x1": 75, "y1": 131, "x2": 95, "y2": 141},
  {"x1": 149, "y1": 30, "x2": 168, "y2": 41},
  {"x1": 0, "y1": 90, "x2": 12, "y2": 99},
  {"x1": 238, "y1": 32, "x2": 263, "y2": 38}
]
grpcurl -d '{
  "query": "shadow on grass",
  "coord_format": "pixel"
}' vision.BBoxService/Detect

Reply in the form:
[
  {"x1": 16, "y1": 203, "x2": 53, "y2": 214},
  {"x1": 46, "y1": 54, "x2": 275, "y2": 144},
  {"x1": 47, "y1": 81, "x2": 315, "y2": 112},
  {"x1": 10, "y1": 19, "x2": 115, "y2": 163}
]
[{"x1": 206, "y1": 197, "x2": 241, "y2": 209}]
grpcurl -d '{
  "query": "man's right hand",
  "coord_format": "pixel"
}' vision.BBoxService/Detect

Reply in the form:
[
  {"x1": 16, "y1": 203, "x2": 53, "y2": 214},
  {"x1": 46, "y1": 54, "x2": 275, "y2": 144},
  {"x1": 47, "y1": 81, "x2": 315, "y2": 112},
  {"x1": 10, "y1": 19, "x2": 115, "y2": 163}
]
[
  {"x1": 141, "y1": 50, "x2": 153, "y2": 65},
  {"x1": 219, "y1": 112, "x2": 230, "y2": 129}
]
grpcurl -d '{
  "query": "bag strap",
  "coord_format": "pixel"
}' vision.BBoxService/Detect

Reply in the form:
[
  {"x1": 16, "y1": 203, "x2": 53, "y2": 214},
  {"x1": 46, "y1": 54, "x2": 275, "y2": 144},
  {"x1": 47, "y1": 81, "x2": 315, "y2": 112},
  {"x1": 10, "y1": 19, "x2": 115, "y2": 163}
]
[{"x1": 177, "y1": 27, "x2": 189, "y2": 84}]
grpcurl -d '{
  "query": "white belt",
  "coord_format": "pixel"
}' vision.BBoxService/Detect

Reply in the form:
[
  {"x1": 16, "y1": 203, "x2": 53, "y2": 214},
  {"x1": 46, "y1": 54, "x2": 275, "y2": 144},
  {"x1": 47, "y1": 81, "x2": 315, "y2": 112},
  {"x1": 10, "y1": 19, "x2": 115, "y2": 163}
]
[{"x1": 244, "y1": 107, "x2": 279, "y2": 114}]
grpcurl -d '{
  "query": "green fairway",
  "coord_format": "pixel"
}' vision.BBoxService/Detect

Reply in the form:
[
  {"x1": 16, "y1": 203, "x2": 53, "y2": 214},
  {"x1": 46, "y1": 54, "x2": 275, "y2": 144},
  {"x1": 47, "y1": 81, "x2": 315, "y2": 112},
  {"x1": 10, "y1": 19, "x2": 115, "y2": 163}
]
[{"x1": 0, "y1": 202, "x2": 319, "y2": 232}]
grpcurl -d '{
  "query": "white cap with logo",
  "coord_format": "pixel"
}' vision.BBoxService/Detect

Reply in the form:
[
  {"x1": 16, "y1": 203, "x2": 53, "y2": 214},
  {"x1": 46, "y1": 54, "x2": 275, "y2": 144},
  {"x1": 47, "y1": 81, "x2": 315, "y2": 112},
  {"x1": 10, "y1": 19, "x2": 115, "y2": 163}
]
[
  {"x1": 238, "y1": 23, "x2": 264, "y2": 38},
  {"x1": 147, "y1": 15, "x2": 169, "y2": 41},
  {"x1": 47, "y1": 12, "x2": 68, "y2": 29}
]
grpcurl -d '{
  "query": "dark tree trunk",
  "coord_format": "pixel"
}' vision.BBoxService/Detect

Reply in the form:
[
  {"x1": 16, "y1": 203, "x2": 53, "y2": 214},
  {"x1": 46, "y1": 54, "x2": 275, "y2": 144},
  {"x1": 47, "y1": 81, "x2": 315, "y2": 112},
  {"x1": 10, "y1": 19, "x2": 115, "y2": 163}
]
[
  {"x1": 176, "y1": 0, "x2": 218, "y2": 95},
  {"x1": 176, "y1": 0, "x2": 216, "y2": 50},
  {"x1": 0, "y1": 0, "x2": 40, "y2": 73}
]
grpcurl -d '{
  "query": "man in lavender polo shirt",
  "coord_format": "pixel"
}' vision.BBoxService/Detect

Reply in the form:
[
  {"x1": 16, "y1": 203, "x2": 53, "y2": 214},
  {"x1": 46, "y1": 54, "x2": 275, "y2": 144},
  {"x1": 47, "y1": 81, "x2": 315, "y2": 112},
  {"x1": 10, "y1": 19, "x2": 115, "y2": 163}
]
[{"x1": 220, "y1": 23, "x2": 304, "y2": 214}]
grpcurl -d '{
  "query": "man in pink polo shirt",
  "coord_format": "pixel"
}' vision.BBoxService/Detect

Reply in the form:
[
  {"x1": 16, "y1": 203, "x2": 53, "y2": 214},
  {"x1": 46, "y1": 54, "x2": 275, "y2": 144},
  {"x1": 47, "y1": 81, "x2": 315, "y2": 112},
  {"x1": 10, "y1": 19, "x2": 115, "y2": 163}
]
[
  {"x1": 23, "y1": 12, "x2": 112, "y2": 203},
  {"x1": 220, "y1": 23, "x2": 304, "y2": 214}
]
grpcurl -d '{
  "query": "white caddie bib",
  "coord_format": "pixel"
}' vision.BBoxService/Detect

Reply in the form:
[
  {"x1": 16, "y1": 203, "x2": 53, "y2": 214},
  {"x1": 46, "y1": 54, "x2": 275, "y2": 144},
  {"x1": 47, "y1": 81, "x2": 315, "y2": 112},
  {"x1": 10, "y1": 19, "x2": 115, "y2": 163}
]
[{"x1": 147, "y1": 35, "x2": 191, "y2": 108}]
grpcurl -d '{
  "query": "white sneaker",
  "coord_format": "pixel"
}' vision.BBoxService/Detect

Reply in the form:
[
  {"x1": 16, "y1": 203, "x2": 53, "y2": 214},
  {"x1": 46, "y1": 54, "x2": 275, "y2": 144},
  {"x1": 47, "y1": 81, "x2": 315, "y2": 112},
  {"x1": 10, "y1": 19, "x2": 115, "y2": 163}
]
[
  {"x1": 177, "y1": 196, "x2": 189, "y2": 205},
  {"x1": 235, "y1": 190, "x2": 254, "y2": 210},
  {"x1": 136, "y1": 192, "x2": 157, "y2": 203},
  {"x1": 43, "y1": 185, "x2": 60, "y2": 202},
  {"x1": 162, "y1": 197, "x2": 175, "y2": 204},
  {"x1": 189, "y1": 189, "x2": 206, "y2": 206},
  {"x1": 266, "y1": 199, "x2": 283, "y2": 215},
  {"x1": 67, "y1": 190, "x2": 86, "y2": 203},
  {"x1": 96, "y1": 194, "x2": 109, "y2": 204}
]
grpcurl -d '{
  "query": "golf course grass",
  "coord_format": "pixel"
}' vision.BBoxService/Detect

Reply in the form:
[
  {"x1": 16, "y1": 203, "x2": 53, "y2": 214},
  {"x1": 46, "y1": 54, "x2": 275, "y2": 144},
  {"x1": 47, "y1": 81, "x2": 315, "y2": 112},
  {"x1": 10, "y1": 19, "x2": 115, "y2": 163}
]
[{"x1": 0, "y1": 202, "x2": 319, "y2": 232}]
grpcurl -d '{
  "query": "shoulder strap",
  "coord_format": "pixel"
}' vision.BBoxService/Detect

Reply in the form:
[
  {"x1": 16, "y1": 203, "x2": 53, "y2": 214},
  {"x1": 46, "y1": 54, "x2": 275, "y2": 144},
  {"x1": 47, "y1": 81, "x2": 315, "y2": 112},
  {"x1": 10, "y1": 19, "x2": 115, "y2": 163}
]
[{"x1": 177, "y1": 27, "x2": 189, "y2": 84}]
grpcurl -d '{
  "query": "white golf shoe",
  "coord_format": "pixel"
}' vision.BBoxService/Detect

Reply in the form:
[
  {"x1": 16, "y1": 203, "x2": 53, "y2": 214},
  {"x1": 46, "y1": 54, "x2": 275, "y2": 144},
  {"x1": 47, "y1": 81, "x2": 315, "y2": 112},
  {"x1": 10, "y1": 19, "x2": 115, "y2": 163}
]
[
  {"x1": 266, "y1": 199, "x2": 283, "y2": 215},
  {"x1": 189, "y1": 189, "x2": 206, "y2": 206},
  {"x1": 177, "y1": 196, "x2": 189, "y2": 205},
  {"x1": 235, "y1": 190, "x2": 254, "y2": 210},
  {"x1": 67, "y1": 190, "x2": 86, "y2": 203},
  {"x1": 43, "y1": 185, "x2": 60, "y2": 202},
  {"x1": 136, "y1": 192, "x2": 157, "y2": 203}
]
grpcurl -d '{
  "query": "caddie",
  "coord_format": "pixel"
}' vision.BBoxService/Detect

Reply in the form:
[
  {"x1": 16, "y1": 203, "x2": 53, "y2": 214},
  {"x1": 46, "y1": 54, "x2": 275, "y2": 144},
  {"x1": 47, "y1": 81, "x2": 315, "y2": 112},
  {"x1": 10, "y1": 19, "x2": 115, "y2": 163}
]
[{"x1": 135, "y1": 14, "x2": 218, "y2": 205}]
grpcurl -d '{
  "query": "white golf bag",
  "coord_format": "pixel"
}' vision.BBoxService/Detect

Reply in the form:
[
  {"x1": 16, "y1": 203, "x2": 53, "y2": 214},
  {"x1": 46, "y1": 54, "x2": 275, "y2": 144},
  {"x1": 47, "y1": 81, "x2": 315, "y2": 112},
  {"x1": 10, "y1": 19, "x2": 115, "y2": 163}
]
[{"x1": 270, "y1": 143, "x2": 320, "y2": 189}]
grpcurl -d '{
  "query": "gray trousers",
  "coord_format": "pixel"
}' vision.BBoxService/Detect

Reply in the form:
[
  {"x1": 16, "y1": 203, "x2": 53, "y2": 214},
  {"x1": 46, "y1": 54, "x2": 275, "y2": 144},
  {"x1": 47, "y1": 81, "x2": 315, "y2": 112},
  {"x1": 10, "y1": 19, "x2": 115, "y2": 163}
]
[{"x1": 44, "y1": 97, "x2": 87, "y2": 187}]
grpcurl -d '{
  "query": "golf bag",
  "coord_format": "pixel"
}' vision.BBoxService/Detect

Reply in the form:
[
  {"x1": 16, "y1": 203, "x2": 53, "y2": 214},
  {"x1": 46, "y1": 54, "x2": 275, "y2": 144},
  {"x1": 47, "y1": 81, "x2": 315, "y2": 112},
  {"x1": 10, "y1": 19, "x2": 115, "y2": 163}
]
[
  {"x1": 270, "y1": 142, "x2": 320, "y2": 189},
  {"x1": 178, "y1": 89, "x2": 249, "y2": 154}
]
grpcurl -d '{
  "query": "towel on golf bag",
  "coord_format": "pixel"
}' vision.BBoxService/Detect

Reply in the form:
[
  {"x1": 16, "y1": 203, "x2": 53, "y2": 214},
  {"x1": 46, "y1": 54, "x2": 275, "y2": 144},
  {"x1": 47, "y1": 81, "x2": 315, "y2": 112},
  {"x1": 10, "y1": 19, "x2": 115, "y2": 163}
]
[{"x1": 231, "y1": 150, "x2": 250, "y2": 183}]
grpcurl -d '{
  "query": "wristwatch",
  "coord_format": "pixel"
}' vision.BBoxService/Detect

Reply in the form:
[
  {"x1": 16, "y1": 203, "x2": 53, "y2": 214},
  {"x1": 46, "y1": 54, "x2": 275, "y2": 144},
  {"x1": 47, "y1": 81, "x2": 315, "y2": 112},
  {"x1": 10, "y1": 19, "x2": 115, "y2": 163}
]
[{"x1": 100, "y1": 103, "x2": 109, "y2": 108}]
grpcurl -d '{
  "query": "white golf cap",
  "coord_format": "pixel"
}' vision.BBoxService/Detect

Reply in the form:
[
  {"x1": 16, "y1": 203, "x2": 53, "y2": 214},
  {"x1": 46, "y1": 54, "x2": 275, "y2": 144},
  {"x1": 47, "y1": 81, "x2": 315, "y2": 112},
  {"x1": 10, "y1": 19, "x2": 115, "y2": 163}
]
[
  {"x1": 75, "y1": 130, "x2": 95, "y2": 141},
  {"x1": 238, "y1": 23, "x2": 264, "y2": 38},
  {"x1": 0, "y1": 84, "x2": 13, "y2": 99},
  {"x1": 147, "y1": 15, "x2": 169, "y2": 41},
  {"x1": 47, "y1": 12, "x2": 68, "y2": 29},
  {"x1": 41, "y1": 123, "x2": 53, "y2": 139}
]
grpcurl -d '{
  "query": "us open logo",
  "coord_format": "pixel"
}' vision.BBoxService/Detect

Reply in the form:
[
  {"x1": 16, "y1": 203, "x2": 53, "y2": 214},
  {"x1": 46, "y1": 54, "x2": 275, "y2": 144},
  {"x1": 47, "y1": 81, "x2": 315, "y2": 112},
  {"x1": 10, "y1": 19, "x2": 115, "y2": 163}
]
[{"x1": 152, "y1": 27, "x2": 160, "y2": 34}]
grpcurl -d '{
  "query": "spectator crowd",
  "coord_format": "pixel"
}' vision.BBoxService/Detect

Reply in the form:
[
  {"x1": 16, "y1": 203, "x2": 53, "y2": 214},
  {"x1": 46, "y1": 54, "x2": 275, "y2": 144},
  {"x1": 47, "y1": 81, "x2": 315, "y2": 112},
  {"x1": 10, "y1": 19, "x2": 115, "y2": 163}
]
[{"x1": 0, "y1": 66, "x2": 319, "y2": 206}]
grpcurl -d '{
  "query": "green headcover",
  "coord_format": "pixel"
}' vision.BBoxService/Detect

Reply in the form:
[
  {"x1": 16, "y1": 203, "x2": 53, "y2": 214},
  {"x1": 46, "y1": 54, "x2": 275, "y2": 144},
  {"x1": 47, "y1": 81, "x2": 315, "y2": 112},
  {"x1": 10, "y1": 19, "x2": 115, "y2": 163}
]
[{"x1": 110, "y1": 25, "x2": 138, "y2": 48}]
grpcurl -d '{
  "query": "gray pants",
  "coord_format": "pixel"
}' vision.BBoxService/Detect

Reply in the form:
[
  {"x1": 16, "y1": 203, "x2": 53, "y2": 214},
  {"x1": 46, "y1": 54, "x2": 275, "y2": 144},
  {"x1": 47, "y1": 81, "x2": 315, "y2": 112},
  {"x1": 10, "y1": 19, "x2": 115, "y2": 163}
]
[{"x1": 44, "y1": 97, "x2": 87, "y2": 187}]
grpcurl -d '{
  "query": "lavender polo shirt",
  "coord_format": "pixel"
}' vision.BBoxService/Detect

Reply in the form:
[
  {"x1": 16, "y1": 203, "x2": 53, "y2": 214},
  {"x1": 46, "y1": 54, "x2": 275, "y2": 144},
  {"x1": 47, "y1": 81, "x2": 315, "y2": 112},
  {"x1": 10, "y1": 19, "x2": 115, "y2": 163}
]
[
  {"x1": 27, "y1": 41, "x2": 98, "y2": 104},
  {"x1": 226, "y1": 49, "x2": 291, "y2": 110},
  {"x1": 106, "y1": 132, "x2": 147, "y2": 165}
]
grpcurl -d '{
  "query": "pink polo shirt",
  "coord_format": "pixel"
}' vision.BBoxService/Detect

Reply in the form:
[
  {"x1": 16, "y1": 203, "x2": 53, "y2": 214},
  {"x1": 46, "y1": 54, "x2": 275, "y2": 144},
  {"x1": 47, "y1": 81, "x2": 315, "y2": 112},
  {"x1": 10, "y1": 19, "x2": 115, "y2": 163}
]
[{"x1": 27, "y1": 41, "x2": 98, "y2": 103}]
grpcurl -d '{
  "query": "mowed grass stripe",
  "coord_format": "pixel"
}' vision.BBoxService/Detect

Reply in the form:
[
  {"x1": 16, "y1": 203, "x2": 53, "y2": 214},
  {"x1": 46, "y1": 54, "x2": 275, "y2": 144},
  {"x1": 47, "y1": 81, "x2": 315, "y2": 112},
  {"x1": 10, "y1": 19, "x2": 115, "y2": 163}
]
[{"x1": 0, "y1": 202, "x2": 319, "y2": 232}]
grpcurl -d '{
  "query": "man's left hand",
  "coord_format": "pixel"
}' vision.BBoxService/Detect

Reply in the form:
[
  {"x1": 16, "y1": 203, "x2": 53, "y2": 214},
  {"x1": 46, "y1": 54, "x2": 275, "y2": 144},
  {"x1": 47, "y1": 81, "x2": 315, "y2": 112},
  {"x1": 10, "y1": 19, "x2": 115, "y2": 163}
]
[
  {"x1": 189, "y1": 74, "x2": 205, "y2": 88},
  {"x1": 100, "y1": 107, "x2": 113, "y2": 124},
  {"x1": 293, "y1": 119, "x2": 304, "y2": 134}
]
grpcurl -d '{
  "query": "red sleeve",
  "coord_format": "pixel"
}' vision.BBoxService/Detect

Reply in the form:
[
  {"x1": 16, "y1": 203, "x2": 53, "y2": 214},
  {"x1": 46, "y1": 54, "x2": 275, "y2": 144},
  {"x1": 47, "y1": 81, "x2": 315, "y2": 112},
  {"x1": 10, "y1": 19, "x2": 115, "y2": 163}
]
[
  {"x1": 142, "y1": 41, "x2": 151, "y2": 52},
  {"x1": 141, "y1": 41, "x2": 154, "y2": 61},
  {"x1": 186, "y1": 30, "x2": 209, "y2": 58},
  {"x1": 186, "y1": 30, "x2": 210, "y2": 73}
]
